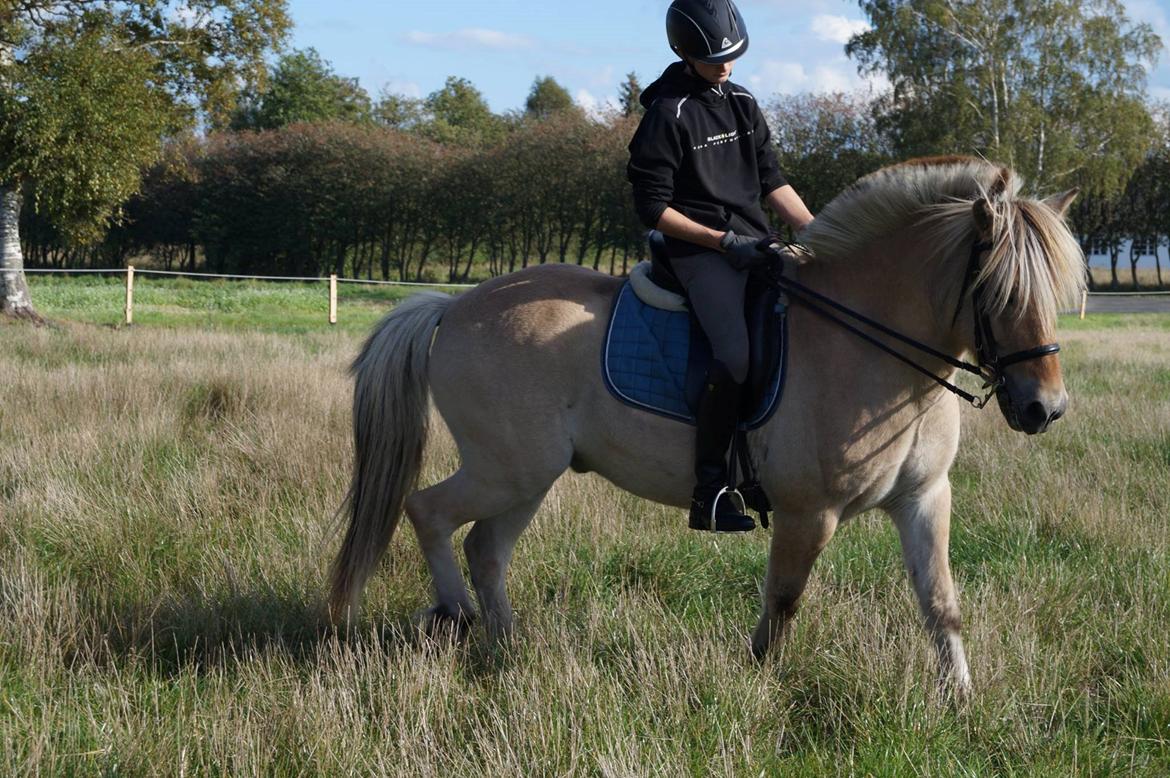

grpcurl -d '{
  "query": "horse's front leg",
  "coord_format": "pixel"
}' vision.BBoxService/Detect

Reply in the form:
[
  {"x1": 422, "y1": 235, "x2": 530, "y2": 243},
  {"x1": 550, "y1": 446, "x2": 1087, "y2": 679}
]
[
  {"x1": 887, "y1": 478, "x2": 972, "y2": 698},
  {"x1": 751, "y1": 509, "x2": 838, "y2": 659}
]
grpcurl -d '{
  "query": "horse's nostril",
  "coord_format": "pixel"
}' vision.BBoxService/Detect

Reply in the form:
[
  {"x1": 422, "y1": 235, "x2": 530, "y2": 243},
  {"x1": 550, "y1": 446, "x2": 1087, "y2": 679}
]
[
  {"x1": 1049, "y1": 405, "x2": 1065, "y2": 422},
  {"x1": 1024, "y1": 400, "x2": 1048, "y2": 429}
]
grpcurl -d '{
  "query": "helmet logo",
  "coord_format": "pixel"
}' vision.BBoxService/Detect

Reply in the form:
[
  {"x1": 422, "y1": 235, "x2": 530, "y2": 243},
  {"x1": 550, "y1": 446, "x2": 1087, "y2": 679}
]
[{"x1": 721, "y1": 37, "x2": 732, "y2": 49}]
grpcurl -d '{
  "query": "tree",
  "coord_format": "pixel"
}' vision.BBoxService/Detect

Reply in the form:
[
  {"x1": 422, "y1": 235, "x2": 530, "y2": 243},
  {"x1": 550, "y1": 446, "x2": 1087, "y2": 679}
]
[
  {"x1": 619, "y1": 72, "x2": 644, "y2": 117},
  {"x1": 1108, "y1": 103, "x2": 1170, "y2": 288},
  {"x1": 417, "y1": 76, "x2": 504, "y2": 147},
  {"x1": 525, "y1": 76, "x2": 576, "y2": 119},
  {"x1": 847, "y1": 0, "x2": 1160, "y2": 196},
  {"x1": 766, "y1": 92, "x2": 892, "y2": 217},
  {"x1": 0, "y1": 1, "x2": 289, "y2": 321},
  {"x1": 374, "y1": 90, "x2": 425, "y2": 131},
  {"x1": 232, "y1": 48, "x2": 370, "y2": 130}
]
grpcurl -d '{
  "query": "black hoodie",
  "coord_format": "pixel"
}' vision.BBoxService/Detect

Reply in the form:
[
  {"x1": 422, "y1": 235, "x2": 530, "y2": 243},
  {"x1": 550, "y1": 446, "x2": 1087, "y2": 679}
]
[{"x1": 627, "y1": 61, "x2": 787, "y2": 257}]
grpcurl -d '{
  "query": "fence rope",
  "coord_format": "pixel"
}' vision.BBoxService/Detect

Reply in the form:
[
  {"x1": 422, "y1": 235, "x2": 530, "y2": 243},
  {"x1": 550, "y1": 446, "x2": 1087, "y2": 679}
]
[
  {"x1": 22, "y1": 267, "x2": 477, "y2": 288},
  {"x1": 333, "y1": 276, "x2": 476, "y2": 288},
  {"x1": 21, "y1": 268, "x2": 124, "y2": 274},
  {"x1": 1079, "y1": 290, "x2": 1170, "y2": 296},
  {"x1": 19, "y1": 266, "x2": 1168, "y2": 294},
  {"x1": 20, "y1": 266, "x2": 1170, "y2": 301}
]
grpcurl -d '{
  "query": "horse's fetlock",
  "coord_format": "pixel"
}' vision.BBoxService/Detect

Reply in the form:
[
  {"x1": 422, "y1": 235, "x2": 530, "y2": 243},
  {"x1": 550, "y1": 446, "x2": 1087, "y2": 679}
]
[
  {"x1": 771, "y1": 594, "x2": 800, "y2": 621},
  {"x1": 926, "y1": 609, "x2": 962, "y2": 635}
]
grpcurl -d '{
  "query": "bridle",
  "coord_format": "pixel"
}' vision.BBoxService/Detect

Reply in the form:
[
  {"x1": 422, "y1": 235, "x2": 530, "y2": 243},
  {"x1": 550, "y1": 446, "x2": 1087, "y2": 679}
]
[{"x1": 764, "y1": 239, "x2": 1061, "y2": 411}]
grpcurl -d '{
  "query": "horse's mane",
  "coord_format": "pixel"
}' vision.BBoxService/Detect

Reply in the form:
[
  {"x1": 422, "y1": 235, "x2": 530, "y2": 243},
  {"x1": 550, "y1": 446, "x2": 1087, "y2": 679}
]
[{"x1": 802, "y1": 156, "x2": 1086, "y2": 322}]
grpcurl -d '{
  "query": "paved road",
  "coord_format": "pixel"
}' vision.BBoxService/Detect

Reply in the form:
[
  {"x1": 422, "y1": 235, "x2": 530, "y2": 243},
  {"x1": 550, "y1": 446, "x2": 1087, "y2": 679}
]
[{"x1": 1084, "y1": 294, "x2": 1170, "y2": 314}]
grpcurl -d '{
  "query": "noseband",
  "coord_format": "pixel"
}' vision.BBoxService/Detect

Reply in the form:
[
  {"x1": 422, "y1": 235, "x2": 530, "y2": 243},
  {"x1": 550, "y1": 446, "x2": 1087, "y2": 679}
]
[
  {"x1": 767, "y1": 238, "x2": 1061, "y2": 409},
  {"x1": 959, "y1": 240, "x2": 1061, "y2": 408}
]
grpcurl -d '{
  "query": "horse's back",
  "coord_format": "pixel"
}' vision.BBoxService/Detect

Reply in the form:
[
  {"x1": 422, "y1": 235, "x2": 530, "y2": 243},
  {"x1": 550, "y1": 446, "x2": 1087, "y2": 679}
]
[
  {"x1": 441, "y1": 264, "x2": 618, "y2": 347},
  {"x1": 427, "y1": 264, "x2": 620, "y2": 461}
]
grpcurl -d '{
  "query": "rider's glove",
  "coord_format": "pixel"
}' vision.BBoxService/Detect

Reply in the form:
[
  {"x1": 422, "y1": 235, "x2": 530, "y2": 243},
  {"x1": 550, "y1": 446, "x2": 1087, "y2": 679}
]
[{"x1": 719, "y1": 230, "x2": 769, "y2": 271}]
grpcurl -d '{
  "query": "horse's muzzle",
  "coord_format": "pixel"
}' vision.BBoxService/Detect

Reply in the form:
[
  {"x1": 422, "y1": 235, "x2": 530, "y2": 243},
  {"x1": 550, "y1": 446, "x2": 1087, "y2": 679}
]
[{"x1": 999, "y1": 378, "x2": 1068, "y2": 435}]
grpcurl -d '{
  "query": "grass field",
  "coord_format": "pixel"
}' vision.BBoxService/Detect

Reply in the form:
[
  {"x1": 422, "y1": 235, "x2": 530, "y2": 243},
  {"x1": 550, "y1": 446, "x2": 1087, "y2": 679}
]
[
  {"x1": 2, "y1": 278, "x2": 1169, "y2": 775},
  {"x1": 24, "y1": 273, "x2": 422, "y2": 334}
]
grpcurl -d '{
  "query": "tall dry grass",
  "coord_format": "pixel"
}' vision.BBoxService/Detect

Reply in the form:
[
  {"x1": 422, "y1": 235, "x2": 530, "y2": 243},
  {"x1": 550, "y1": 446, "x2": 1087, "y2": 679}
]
[{"x1": 0, "y1": 317, "x2": 1167, "y2": 775}]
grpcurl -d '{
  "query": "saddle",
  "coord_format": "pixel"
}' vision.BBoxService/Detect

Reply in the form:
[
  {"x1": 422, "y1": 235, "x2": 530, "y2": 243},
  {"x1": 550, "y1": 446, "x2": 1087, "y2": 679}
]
[
  {"x1": 602, "y1": 231, "x2": 791, "y2": 526},
  {"x1": 603, "y1": 230, "x2": 789, "y2": 429}
]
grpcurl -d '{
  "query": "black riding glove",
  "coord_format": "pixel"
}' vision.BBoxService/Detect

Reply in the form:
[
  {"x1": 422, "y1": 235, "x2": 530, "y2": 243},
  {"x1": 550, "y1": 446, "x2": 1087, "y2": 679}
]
[{"x1": 719, "y1": 230, "x2": 768, "y2": 271}]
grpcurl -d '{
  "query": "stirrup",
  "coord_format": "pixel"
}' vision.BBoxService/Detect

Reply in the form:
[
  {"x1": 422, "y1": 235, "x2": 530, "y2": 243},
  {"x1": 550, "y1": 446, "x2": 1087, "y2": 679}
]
[{"x1": 710, "y1": 486, "x2": 747, "y2": 531}]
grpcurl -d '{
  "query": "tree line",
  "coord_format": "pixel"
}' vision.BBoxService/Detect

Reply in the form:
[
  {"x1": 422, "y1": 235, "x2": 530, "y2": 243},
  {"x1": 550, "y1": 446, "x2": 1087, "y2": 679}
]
[
  {"x1": 21, "y1": 89, "x2": 1170, "y2": 289},
  {"x1": 5, "y1": 0, "x2": 1169, "y2": 322}
]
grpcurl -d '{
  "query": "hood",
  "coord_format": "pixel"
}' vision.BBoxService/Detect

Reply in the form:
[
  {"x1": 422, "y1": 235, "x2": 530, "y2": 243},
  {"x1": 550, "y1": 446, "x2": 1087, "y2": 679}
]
[{"x1": 640, "y1": 61, "x2": 727, "y2": 109}]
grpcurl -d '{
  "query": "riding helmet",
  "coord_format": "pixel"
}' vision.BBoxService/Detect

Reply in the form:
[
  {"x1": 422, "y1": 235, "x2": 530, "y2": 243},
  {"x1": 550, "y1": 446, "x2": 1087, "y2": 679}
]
[{"x1": 666, "y1": 0, "x2": 749, "y2": 64}]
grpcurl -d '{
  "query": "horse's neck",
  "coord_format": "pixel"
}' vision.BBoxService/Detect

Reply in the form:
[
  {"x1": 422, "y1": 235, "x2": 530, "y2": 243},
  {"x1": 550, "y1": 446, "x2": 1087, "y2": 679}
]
[{"x1": 798, "y1": 240, "x2": 966, "y2": 379}]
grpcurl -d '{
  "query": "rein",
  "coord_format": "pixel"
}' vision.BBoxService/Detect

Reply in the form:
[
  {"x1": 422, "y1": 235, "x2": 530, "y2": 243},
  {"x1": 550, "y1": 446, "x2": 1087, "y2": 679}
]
[{"x1": 765, "y1": 239, "x2": 1060, "y2": 410}]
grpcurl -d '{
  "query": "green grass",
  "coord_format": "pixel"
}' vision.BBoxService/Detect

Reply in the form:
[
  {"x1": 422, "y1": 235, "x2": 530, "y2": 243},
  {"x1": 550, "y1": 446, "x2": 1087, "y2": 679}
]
[
  {"x1": 1, "y1": 281, "x2": 1167, "y2": 775},
  {"x1": 26, "y1": 273, "x2": 435, "y2": 334},
  {"x1": 1059, "y1": 312, "x2": 1170, "y2": 331}
]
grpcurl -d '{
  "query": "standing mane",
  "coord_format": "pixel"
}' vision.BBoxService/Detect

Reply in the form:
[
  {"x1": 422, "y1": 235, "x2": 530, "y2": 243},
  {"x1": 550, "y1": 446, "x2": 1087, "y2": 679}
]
[{"x1": 801, "y1": 156, "x2": 1086, "y2": 321}]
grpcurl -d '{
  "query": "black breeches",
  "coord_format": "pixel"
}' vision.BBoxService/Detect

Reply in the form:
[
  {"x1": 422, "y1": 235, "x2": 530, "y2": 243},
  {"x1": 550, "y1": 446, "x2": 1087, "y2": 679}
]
[{"x1": 670, "y1": 251, "x2": 750, "y2": 384}]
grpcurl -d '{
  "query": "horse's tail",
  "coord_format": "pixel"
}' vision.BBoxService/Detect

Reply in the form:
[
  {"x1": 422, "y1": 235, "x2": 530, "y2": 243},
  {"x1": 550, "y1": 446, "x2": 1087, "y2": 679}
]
[{"x1": 329, "y1": 291, "x2": 452, "y2": 623}]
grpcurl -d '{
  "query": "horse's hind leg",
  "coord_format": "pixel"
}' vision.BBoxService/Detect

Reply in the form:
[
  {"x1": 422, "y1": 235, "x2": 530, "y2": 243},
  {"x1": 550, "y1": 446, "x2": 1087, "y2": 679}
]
[
  {"x1": 464, "y1": 493, "x2": 546, "y2": 641},
  {"x1": 404, "y1": 469, "x2": 536, "y2": 633},
  {"x1": 752, "y1": 509, "x2": 839, "y2": 659},
  {"x1": 888, "y1": 478, "x2": 971, "y2": 698}
]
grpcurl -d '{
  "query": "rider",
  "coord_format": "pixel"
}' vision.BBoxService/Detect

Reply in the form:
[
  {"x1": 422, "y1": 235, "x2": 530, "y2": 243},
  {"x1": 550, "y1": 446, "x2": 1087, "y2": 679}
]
[{"x1": 627, "y1": 0, "x2": 815, "y2": 533}]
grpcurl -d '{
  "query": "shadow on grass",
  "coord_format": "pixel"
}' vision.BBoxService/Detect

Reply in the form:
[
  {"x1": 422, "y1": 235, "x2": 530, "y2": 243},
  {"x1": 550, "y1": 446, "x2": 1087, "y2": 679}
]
[{"x1": 76, "y1": 584, "x2": 522, "y2": 680}]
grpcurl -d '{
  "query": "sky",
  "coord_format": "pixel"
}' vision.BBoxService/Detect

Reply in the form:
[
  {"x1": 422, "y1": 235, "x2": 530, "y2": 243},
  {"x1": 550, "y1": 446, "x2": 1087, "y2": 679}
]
[{"x1": 284, "y1": 0, "x2": 1170, "y2": 115}]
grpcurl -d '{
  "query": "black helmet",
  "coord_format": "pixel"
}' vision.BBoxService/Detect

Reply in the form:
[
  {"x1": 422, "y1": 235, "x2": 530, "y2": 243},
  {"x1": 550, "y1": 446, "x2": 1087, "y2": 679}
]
[{"x1": 666, "y1": 0, "x2": 749, "y2": 64}]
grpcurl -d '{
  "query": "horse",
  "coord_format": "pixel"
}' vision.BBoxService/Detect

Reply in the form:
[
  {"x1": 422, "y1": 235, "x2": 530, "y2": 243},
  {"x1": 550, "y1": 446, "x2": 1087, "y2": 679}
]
[{"x1": 328, "y1": 156, "x2": 1085, "y2": 695}]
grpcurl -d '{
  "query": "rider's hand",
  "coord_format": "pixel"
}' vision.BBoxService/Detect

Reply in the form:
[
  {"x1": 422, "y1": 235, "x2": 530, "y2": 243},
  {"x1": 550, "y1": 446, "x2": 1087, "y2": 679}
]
[{"x1": 719, "y1": 230, "x2": 769, "y2": 271}]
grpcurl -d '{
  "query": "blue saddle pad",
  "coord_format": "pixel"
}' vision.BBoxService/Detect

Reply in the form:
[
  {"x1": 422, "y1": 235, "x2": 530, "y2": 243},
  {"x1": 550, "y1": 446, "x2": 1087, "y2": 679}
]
[{"x1": 602, "y1": 282, "x2": 787, "y2": 429}]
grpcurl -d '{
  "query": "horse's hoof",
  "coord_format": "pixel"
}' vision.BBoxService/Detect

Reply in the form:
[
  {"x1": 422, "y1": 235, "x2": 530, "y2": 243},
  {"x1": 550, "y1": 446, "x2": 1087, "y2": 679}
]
[
  {"x1": 413, "y1": 604, "x2": 475, "y2": 642},
  {"x1": 938, "y1": 672, "x2": 973, "y2": 706},
  {"x1": 750, "y1": 632, "x2": 770, "y2": 662}
]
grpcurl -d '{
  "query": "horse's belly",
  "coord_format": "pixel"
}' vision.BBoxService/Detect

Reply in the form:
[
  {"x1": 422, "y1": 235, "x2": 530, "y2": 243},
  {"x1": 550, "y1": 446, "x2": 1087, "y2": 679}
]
[{"x1": 427, "y1": 265, "x2": 697, "y2": 508}]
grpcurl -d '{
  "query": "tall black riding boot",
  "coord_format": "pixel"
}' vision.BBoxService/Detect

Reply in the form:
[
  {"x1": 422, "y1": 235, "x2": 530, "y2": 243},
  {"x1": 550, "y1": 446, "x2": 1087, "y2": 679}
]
[{"x1": 688, "y1": 361, "x2": 755, "y2": 532}]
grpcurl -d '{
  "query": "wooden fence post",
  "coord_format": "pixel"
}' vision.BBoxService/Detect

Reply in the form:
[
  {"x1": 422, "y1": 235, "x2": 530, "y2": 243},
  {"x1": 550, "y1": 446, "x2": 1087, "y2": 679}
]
[
  {"x1": 125, "y1": 265, "x2": 135, "y2": 325},
  {"x1": 329, "y1": 274, "x2": 338, "y2": 325},
  {"x1": 1079, "y1": 289, "x2": 1088, "y2": 320}
]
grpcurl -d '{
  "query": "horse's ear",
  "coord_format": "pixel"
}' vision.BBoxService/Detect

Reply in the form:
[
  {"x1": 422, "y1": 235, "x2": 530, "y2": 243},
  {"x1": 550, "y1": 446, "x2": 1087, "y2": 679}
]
[
  {"x1": 972, "y1": 198, "x2": 995, "y2": 238},
  {"x1": 1043, "y1": 188, "x2": 1079, "y2": 218}
]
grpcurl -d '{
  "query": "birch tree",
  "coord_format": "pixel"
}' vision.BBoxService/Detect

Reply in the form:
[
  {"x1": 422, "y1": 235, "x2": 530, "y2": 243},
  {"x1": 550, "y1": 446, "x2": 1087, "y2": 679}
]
[
  {"x1": 848, "y1": 0, "x2": 1160, "y2": 196},
  {"x1": 0, "y1": 0, "x2": 288, "y2": 321}
]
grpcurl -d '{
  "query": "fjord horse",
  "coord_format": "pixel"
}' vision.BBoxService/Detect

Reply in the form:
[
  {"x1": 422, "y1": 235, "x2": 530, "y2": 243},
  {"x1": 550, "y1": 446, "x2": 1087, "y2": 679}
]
[{"x1": 329, "y1": 157, "x2": 1084, "y2": 695}]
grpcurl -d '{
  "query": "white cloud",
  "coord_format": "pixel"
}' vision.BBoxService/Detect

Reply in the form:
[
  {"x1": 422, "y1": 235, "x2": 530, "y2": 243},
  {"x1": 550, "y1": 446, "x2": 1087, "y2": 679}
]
[
  {"x1": 404, "y1": 28, "x2": 532, "y2": 50},
  {"x1": 575, "y1": 88, "x2": 618, "y2": 120},
  {"x1": 384, "y1": 79, "x2": 422, "y2": 99},
  {"x1": 810, "y1": 14, "x2": 870, "y2": 45},
  {"x1": 589, "y1": 64, "x2": 616, "y2": 90},
  {"x1": 748, "y1": 60, "x2": 809, "y2": 92},
  {"x1": 808, "y1": 65, "x2": 854, "y2": 93},
  {"x1": 748, "y1": 58, "x2": 888, "y2": 96}
]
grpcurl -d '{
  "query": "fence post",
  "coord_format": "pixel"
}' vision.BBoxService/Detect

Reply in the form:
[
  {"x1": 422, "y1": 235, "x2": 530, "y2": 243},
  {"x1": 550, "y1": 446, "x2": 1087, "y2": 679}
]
[
  {"x1": 1079, "y1": 289, "x2": 1088, "y2": 320},
  {"x1": 124, "y1": 265, "x2": 135, "y2": 325},
  {"x1": 329, "y1": 274, "x2": 338, "y2": 325}
]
